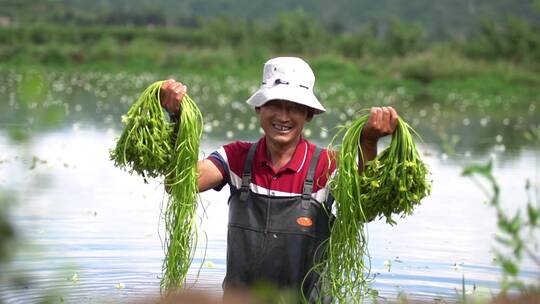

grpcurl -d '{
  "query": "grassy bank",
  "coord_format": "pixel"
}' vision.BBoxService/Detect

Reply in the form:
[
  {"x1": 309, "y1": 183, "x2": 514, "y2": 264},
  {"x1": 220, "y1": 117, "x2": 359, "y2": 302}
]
[
  {"x1": 1, "y1": 19, "x2": 539, "y2": 104},
  {"x1": 2, "y1": 49, "x2": 539, "y2": 107}
]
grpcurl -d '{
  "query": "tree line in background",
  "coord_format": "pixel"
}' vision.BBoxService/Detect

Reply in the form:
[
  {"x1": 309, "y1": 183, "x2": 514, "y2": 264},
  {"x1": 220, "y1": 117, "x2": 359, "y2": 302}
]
[
  {"x1": 2, "y1": 0, "x2": 540, "y2": 35},
  {"x1": 0, "y1": 8, "x2": 539, "y2": 69}
]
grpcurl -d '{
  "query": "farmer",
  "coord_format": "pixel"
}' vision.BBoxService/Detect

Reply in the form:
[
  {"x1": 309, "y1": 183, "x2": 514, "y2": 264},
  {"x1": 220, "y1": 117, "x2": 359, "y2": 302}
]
[{"x1": 160, "y1": 57, "x2": 398, "y2": 300}]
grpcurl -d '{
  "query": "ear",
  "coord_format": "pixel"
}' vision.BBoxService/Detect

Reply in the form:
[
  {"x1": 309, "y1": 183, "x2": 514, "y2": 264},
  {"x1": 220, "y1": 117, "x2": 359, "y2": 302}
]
[
  {"x1": 255, "y1": 107, "x2": 261, "y2": 114},
  {"x1": 306, "y1": 109, "x2": 314, "y2": 122}
]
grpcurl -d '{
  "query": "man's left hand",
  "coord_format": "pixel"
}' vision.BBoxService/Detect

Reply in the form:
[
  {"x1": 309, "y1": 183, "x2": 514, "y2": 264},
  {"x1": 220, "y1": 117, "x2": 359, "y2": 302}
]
[{"x1": 360, "y1": 106, "x2": 399, "y2": 145}]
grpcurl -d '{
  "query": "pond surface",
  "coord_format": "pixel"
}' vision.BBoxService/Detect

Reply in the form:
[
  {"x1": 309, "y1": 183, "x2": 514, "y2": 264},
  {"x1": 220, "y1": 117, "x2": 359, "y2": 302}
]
[{"x1": 0, "y1": 69, "x2": 539, "y2": 303}]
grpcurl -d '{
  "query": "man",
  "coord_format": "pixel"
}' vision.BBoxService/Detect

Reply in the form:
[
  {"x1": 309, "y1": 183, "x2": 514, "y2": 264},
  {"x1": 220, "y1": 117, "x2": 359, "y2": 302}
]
[{"x1": 160, "y1": 57, "x2": 398, "y2": 300}]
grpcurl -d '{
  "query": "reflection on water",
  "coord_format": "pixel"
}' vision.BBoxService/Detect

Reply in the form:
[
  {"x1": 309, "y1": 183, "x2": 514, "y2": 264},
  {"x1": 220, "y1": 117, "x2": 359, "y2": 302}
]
[{"x1": 0, "y1": 69, "x2": 539, "y2": 302}]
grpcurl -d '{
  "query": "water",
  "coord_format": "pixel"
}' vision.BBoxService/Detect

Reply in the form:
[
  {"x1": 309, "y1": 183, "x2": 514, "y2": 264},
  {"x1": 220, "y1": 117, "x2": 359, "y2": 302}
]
[{"x1": 0, "y1": 69, "x2": 539, "y2": 303}]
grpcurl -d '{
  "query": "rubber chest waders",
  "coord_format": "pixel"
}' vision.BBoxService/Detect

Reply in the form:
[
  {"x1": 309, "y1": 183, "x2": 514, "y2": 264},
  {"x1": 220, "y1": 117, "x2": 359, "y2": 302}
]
[{"x1": 224, "y1": 143, "x2": 332, "y2": 300}]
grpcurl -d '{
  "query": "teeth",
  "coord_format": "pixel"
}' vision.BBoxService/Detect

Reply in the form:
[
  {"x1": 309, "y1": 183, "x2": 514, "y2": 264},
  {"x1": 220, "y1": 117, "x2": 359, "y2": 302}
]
[{"x1": 273, "y1": 123, "x2": 292, "y2": 131}]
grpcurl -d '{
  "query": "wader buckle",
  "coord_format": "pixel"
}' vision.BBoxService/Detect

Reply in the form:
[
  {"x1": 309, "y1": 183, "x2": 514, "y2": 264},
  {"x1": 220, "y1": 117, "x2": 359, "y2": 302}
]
[
  {"x1": 301, "y1": 194, "x2": 312, "y2": 209},
  {"x1": 239, "y1": 187, "x2": 249, "y2": 201}
]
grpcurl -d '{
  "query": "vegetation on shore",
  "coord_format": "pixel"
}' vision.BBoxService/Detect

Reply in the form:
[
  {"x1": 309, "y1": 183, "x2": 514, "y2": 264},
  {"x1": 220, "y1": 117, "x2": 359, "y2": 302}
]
[{"x1": 1, "y1": 10, "x2": 539, "y2": 109}]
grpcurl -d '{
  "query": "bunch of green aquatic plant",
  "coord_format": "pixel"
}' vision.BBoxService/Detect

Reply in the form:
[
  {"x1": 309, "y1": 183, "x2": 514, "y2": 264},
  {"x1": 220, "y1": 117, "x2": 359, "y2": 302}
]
[
  {"x1": 463, "y1": 160, "x2": 540, "y2": 292},
  {"x1": 110, "y1": 82, "x2": 173, "y2": 179},
  {"x1": 357, "y1": 116, "x2": 431, "y2": 224},
  {"x1": 315, "y1": 113, "x2": 431, "y2": 302},
  {"x1": 110, "y1": 81, "x2": 204, "y2": 291},
  {"x1": 328, "y1": 114, "x2": 432, "y2": 222},
  {"x1": 161, "y1": 90, "x2": 203, "y2": 291}
]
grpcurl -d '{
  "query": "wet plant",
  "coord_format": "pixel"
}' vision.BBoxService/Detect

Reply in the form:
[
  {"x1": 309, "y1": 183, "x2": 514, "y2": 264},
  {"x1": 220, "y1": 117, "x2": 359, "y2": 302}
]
[
  {"x1": 110, "y1": 81, "x2": 204, "y2": 291},
  {"x1": 161, "y1": 92, "x2": 203, "y2": 291},
  {"x1": 109, "y1": 81, "x2": 173, "y2": 179},
  {"x1": 462, "y1": 160, "x2": 540, "y2": 292},
  {"x1": 315, "y1": 114, "x2": 431, "y2": 302}
]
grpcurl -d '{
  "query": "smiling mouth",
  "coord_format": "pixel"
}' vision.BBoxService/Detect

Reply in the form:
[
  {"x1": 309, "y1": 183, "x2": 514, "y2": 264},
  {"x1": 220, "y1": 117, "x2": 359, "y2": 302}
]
[{"x1": 272, "y1": 123, "x2": 293, "y2": 132}]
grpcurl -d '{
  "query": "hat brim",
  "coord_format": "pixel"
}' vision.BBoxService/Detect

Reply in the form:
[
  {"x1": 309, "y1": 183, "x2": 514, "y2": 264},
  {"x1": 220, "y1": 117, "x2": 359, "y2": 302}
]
[{"x1": 246, "y1": 85, "x2": 326, "y2": 114}]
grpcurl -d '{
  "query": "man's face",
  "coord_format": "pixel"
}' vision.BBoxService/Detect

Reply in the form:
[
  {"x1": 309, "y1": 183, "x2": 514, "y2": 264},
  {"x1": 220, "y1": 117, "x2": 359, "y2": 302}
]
[{"x1": 256, "y1": 99, "x2": 312, "y2": 147}]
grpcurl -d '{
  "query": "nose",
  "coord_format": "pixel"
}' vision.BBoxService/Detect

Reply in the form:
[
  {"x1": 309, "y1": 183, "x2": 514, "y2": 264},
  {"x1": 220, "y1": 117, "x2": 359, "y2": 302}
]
[{"x1": 274, "y1": 103, "x2": 291, "y2": 121}]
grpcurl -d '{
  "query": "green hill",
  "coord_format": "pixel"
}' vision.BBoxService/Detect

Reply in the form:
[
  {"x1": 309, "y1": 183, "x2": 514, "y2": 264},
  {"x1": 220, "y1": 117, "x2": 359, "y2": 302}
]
[{"x1": 1, "y1": 0, "x2": 539, "y2": 38}]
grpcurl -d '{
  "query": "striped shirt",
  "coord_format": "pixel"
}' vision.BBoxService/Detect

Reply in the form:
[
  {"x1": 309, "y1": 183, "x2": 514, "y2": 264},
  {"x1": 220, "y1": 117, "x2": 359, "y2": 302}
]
[{"x1": 207, "y1": 137, "x2": 336, "y2": 203}]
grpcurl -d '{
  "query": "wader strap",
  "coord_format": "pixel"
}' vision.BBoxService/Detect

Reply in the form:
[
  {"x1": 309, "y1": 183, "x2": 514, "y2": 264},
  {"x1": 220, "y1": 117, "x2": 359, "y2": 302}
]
[
  {"x1": 301, "y1": 146, "x2": 322, "y2": 209},
  {"x1": 239, "y1": 143, "x2": 257, "y2": 201}
]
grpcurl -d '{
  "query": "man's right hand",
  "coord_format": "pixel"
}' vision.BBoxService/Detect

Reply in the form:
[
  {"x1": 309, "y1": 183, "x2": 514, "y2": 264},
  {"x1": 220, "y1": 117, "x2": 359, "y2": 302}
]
[{"x1": 160, "y1": 79, "x2": 187, "y2": 116}]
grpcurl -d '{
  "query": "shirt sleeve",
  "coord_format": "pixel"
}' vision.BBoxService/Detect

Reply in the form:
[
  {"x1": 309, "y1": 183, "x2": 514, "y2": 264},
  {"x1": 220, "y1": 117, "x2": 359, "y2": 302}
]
[
  {"x1": 207, "y1": 140, "x2": 253, "y2": 191},
  {"x1": 207, "y1": 147, "x2": 230, "y2": 191}
]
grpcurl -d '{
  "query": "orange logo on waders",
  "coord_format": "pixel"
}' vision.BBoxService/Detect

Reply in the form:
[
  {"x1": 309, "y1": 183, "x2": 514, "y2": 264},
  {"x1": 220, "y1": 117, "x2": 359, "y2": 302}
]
[{"x1": 296, "y1": 217, "x2": 313, "y2": 227}]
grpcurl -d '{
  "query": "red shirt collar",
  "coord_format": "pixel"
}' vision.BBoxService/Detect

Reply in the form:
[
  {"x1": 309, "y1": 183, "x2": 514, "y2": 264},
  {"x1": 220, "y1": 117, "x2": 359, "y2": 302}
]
[{"x1": 257, "y1": 136, "x2": 310, "y2": 173}]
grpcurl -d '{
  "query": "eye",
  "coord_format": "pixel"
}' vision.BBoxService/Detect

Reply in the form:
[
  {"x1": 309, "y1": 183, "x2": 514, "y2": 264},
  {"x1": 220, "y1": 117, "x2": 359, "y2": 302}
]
[
  {"x1": 266, "y1": 102, "x2": 280, "y2": 109},
  {"x1": 290, "y1": 104, "x2": 306, "y2": 114}
]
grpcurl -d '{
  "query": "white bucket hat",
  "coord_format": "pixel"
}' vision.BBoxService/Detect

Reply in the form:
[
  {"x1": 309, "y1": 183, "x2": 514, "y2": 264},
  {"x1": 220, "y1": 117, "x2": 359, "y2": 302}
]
[{"x1": 246, "y1": 57, "x2": 326, "y2": 114}]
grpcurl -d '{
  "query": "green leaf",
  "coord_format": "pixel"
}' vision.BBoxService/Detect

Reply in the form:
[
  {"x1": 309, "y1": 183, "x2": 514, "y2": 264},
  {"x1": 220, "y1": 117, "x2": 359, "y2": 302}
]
[
  {"x1": 498, "y1": 212, "x2": 522, "y2": 235},
  {"x1": 501, "y1": 259, "x2": 519, "y2": 276},
  {"x1": 527, "y1": 202, "x2": 538, "y2": 226},
  {"x1": 497, "y1": 214, "x2": 512, "y2": 233},
  {"x1": 495, "y1": 235, "x2": 514, "y2": 247},
  {"x1": 509, "y1": 212, "x2": 522, "y2": 234},
  {"x1": 513, "y1": 240, "x2": 523, "y2": 259},
  {"x1": 461, "y1": 160, "x2": 492, "y2": 178}
]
